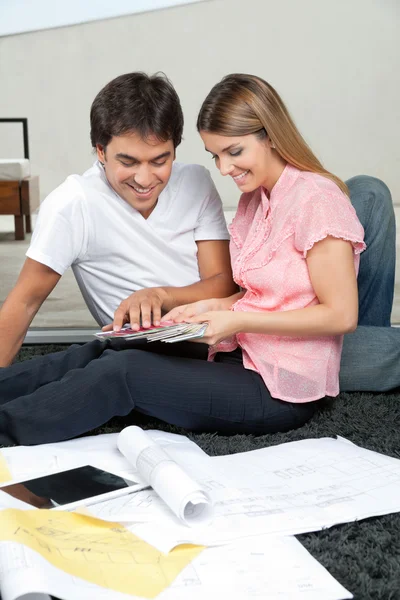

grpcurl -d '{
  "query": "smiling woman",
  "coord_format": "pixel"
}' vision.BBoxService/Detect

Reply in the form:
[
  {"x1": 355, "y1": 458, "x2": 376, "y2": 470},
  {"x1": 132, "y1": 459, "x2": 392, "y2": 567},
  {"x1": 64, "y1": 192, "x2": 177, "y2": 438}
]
[
  {"x1": 197, "y1": 73, "x2": 348, "y2": 195},
  {"x1": 201, "y1": 131, "x2": 287, "y2": 195}
]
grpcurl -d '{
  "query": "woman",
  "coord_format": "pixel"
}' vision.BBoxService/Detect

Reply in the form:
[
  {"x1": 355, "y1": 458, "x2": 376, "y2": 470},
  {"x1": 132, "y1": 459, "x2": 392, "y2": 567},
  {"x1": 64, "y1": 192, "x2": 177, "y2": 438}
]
[
  {"x1": 0, "y1": 74, "x2": 366, "y2": 444},
  {"x1": 167, "y1": 73, "x2": 365, "y2": 408}
]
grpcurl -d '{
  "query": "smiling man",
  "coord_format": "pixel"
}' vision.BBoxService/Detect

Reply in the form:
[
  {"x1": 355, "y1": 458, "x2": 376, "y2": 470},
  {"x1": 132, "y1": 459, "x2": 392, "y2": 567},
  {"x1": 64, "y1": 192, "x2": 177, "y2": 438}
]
[
  {"x1": 0, "y1": 72, "x2": 236, "y2": 367},
  {"x1": 98, "y1": 133, "x2": 172, "y2": 219}
]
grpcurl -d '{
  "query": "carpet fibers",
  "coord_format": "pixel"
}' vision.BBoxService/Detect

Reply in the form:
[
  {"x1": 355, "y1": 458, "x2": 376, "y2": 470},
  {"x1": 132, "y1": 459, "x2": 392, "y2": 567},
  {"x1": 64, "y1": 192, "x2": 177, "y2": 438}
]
[{"x1": 13, "y1": 344, "x2": 400, "y2": 599}]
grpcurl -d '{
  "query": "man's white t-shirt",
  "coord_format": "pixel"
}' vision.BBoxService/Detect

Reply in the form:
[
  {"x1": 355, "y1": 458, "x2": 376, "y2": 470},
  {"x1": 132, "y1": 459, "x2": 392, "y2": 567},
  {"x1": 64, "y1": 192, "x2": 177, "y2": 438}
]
[{"x1": 26, "y1": 161, "x2": 229, "y2": 326}]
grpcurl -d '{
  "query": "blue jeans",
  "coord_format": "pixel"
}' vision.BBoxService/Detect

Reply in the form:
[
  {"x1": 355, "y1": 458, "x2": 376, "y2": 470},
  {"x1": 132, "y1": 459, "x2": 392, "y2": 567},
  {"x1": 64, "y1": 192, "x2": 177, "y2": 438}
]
[{"x1": 340, "y1": 176, "x2": 398, "y2": 391}]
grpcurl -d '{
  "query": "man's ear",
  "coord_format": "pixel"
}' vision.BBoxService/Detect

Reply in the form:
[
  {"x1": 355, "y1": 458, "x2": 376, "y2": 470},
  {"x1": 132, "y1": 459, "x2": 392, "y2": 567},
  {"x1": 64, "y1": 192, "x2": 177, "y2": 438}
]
[{"x1": 96, "y1": 144, "x2": 106, "y2": 164}]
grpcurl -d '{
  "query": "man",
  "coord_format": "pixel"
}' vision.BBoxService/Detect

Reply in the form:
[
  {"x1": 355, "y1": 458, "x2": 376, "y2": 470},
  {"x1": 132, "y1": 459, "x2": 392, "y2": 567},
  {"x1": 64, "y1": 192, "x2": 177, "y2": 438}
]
[{"x1": 0, "y1": 72, "x2": 237, "y2": 367}]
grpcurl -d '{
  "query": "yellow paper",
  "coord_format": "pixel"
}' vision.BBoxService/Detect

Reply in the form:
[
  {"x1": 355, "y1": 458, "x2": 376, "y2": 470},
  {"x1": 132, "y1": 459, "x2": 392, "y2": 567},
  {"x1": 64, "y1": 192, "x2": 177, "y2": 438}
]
[
  {"x1": 0, "y1": 509, "x2": 203, "y2": 598},
  {"x1": 0, "y1": 453, "x2": 12, "y2": 483}
]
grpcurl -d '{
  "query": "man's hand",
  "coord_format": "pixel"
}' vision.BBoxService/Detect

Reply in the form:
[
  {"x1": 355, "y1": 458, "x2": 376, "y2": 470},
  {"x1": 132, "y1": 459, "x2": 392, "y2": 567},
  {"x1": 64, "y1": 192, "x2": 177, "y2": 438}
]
[{"x1": 103, "y1": 287, "x2": 172, "y2": 332}]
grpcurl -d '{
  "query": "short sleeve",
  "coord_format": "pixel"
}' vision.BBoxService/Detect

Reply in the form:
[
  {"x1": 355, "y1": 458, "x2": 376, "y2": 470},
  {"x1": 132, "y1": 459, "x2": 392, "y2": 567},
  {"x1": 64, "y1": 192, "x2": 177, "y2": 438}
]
[
  {"x1": 26, "y1": 179, "x2": 86, "y2": 275},
  {"x1": 294, "y1": 192, "x2": 366, "y2": 258},
  {"x1": 193, "y1": 169, "x2": 230, "y2": 241}
]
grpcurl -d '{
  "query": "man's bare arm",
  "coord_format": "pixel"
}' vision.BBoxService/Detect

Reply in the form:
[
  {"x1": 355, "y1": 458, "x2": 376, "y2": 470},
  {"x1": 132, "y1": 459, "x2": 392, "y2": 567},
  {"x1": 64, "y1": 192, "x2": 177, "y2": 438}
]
[
  {"x1": 0, "y1": 258, "x2": 61, "y2": 366},
  {"x1": 162, "y1": 239, "x2": 238, "y2": 309},
  {"x1": 110, "y1": 240, "x2": 238, "y2": 331}
]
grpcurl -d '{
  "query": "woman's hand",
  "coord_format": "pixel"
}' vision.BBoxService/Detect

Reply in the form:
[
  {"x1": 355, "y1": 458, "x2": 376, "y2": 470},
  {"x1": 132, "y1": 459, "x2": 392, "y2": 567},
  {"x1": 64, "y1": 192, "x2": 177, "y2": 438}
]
[
  {"x1": 162, "y1": 298, "x2": 223, "y2": 323},
  {"x1": 162, "y1": 291, "x2": 245, "y2": 324},
  {"x1": 187, "y1": 310, "x2": 242, "y2": 346}
]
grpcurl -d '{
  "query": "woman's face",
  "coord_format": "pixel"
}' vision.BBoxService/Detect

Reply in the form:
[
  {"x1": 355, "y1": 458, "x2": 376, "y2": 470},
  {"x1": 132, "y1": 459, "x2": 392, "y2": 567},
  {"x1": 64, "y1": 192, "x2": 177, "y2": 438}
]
[{"x1": 200, "y1": 131, "x2": 285, "y2": 193}]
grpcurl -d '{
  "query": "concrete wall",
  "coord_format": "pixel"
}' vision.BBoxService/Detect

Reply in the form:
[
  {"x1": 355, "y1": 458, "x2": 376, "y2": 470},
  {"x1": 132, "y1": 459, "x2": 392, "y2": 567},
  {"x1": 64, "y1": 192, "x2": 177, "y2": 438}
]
[{"x1": 0, "y1": 0, "x2": 398, "y2": 207}]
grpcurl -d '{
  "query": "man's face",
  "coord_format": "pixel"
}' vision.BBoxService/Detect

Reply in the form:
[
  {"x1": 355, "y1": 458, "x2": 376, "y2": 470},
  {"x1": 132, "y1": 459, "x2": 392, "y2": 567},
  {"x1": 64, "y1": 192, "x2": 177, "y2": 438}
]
[{"x1": 97, "y1": 132, "x2": 175, "y2": 219}]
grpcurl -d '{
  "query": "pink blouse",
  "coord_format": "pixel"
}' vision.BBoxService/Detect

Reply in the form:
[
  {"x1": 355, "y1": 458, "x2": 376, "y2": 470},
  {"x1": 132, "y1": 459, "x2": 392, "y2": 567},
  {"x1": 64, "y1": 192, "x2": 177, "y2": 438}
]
[{"x1": 209, "y1": 164, "x2": 366, "y2": 403}]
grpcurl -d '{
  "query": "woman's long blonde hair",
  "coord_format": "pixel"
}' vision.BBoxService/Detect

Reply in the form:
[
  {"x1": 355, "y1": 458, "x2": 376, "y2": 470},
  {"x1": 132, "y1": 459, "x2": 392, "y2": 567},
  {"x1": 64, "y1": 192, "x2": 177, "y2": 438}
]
[{"x1": 197, "y1": 74, "x2": 349, "y2": 196}]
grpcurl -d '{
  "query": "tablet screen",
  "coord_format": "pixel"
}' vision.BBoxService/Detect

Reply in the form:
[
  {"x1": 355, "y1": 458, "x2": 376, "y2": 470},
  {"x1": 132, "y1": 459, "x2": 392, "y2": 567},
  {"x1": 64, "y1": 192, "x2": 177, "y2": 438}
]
[{"x1": 0, "y1": 465, "x2": 139, "y2": 508}]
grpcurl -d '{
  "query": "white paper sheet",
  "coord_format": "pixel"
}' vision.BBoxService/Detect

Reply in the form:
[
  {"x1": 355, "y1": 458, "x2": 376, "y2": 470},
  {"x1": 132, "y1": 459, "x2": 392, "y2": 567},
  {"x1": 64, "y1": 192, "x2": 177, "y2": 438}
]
[
  {"x1": 118, "y1": 427, "x2": 212, "y2": 525},
  {"x1": 4, "y1": 433, "x2": 400, "y2": 560},
  {"x1": 0, "y1": 536, "x2": 351, "y2": 600},
  {"x1": 89, "y1": 436, "x2": 400, "y2": 552},
  {"x1": 0, "y1": 429, "x2": 208, "y2": 484}
]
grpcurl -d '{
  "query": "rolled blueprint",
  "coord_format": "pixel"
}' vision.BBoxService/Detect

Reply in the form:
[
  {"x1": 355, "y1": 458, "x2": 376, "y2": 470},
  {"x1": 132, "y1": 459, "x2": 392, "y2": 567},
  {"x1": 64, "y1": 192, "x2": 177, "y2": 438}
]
[{"x1": 117, "y1": 426, "x2": 212, "y2": 527}]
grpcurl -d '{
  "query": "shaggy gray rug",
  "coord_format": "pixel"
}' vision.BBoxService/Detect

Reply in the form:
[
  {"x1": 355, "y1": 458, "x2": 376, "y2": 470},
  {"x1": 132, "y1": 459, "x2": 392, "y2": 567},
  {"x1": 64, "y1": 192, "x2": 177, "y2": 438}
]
[{"x1": 13, "y1": 344, "x2": 400, "y2": 599}]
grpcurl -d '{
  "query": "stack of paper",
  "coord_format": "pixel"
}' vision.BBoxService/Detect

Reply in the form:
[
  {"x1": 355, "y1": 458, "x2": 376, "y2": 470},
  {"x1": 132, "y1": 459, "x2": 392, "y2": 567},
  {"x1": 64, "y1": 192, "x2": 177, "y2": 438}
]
[
  {"x1": 94, "y1": 321, "x2": 207, "y2": 343},
  {"x1": 0, "y1": 520, "x2": 352, "y2": 600},
  {"x1": 6, "y1": 428, "x2": 400, "y2": 599}
]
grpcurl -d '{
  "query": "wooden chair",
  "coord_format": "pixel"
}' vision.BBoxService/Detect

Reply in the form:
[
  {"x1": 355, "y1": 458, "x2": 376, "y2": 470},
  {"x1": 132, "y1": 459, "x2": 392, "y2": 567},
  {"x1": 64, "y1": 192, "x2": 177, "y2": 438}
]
[{"x1": 0, "y1": 118, "x2": 40, "y2": 240}]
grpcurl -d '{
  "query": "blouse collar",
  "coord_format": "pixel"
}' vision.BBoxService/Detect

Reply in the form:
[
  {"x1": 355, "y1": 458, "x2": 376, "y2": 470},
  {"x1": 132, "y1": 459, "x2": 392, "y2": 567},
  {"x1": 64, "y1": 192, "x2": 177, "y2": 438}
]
[{"x1": 262, "y1": 163, "x2": 301, "y2": 212}]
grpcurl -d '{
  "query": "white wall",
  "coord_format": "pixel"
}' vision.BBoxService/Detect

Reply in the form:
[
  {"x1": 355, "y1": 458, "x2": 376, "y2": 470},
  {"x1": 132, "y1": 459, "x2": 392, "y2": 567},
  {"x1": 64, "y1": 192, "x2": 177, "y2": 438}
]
[
  {"x1": 0, "y1": 0, "x2": 206, "y2": 36},
  {"x1": 0, "y1": 0, "x2": 398, "y2": 207}
]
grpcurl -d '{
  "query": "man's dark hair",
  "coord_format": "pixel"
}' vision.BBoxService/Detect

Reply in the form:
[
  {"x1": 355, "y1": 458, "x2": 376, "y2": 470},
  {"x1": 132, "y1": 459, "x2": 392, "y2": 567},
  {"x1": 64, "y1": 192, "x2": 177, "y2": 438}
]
[{"x1": 90, "y1": 72, "x2": 184, "y2": 149}]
